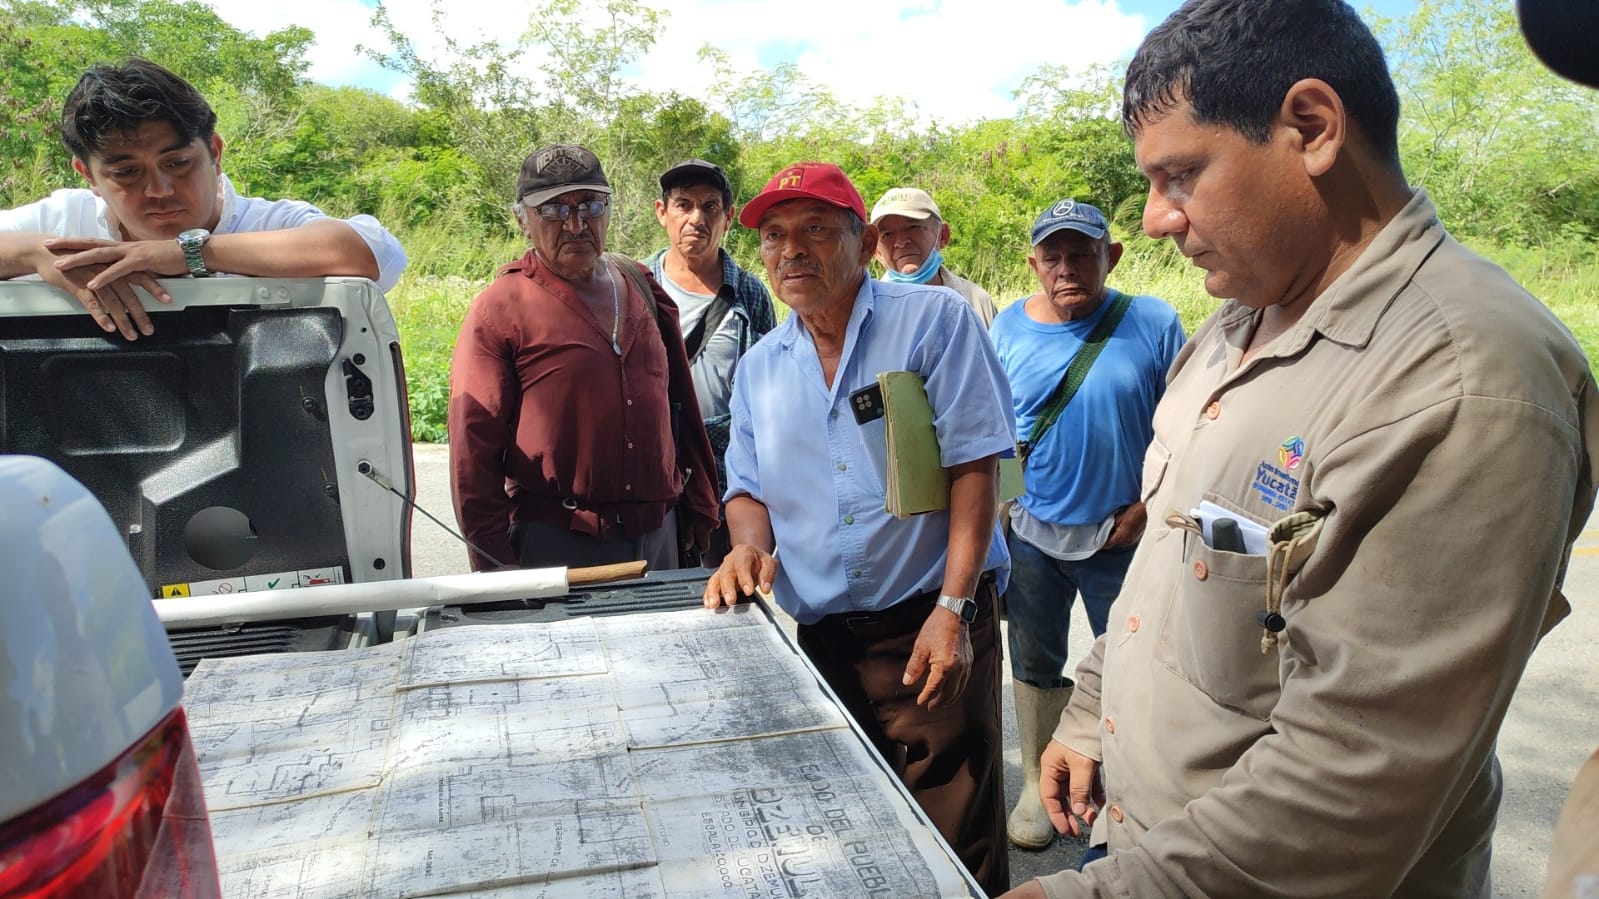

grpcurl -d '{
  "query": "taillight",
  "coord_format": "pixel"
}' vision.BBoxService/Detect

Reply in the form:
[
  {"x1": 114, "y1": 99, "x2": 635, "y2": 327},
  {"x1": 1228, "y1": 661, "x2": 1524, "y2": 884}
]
[{"x1": 0, "y1": 707, "x2": 220, "y2": 898}]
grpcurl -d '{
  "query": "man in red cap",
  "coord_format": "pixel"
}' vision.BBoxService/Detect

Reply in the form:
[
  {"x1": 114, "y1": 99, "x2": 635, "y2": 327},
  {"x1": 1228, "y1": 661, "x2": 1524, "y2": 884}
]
[{"x1": 703, "y1": 161, "x2": 1018, "y2": 894}]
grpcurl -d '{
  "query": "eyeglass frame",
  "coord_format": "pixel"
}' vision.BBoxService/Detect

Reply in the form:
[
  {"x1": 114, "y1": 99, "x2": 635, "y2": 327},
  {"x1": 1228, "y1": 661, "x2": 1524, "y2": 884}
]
[{"x1": 517, "y1": 196, "x2": 611, "y2": 223}]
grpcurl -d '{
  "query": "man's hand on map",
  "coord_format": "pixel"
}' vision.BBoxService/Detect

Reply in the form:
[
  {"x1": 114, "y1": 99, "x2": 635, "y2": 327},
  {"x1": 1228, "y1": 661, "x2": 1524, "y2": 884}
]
[{"x1": 703, "y1": 543, "x2": 779, "y2": 609}]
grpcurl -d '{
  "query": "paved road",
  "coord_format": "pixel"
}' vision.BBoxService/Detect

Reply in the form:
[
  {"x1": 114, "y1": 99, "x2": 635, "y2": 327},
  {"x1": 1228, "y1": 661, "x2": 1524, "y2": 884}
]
[{"x1": 406, "y1": 442, "x2": 1599, "y2": 896}]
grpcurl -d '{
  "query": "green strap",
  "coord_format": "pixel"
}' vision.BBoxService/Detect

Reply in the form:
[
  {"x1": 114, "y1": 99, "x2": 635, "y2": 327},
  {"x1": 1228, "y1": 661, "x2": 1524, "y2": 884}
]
[{"x1": 1024, "y1": 290, "x2": 1134, "y2": 458}]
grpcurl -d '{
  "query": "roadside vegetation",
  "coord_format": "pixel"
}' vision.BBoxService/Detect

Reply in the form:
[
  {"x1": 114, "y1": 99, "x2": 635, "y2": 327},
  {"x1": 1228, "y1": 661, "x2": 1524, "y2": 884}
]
[{"x1": 3, "y1": 0, "x2": 1594, "y2": 442}]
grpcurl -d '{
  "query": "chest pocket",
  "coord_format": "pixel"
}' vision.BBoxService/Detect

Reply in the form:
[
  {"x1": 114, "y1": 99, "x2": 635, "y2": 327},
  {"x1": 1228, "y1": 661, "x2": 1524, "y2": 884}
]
[
  {"x1": 1139, "y1": 435, "x2": 1172, "y2": 505},
  {"x1": 1157, "y1": 500, "x2": 1324, "y2": 722}
]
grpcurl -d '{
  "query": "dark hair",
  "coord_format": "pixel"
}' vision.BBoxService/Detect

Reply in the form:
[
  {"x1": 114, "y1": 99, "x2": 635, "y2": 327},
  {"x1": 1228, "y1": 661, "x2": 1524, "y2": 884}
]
[
  {"x1": 1123, "y1": 0, "x2": 1400, "y2": 162},
  {"x1": 840, "y1": 207, "x2": 865, "y2": 237},
  {"x1": 60, "y1": 58, "x2": 218, "y2": 162},
  {"x1": 660, "y1": 177, "x2": 733, "y2": 210}
]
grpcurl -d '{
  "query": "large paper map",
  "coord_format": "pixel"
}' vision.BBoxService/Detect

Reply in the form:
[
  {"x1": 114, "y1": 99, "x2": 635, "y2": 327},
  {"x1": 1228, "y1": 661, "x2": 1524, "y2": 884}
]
[{"x1": 185, "y1": 603, "x2": 978, "y2": 898}]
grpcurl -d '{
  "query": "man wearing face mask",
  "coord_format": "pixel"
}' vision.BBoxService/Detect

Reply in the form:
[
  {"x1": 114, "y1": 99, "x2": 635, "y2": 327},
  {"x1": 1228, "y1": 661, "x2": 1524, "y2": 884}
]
[
  {"x1": 869, "y1": 187, "x2": 998, "y2": 327},
  {"x1": 448, "y1": 144, "x2": 719, "y2": 573}
]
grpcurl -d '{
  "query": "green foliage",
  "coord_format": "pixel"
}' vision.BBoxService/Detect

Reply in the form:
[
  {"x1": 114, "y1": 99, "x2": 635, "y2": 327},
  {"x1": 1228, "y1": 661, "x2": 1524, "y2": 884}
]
[
  {"x1": 0, "y1": 0, "x2": 312, "y2": 203},
  {"x1": 387, "y1": 274, "x2": 481, "y2": 444},
  {"x1": 1379, "y1": 0, "x2": 1599, "y2": 245}
]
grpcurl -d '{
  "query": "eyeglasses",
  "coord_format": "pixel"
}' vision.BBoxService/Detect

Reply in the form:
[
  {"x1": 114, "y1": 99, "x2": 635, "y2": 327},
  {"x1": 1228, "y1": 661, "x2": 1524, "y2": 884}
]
[{"x1": 528, "y1": 198, "x2": 610, "y2": 222}]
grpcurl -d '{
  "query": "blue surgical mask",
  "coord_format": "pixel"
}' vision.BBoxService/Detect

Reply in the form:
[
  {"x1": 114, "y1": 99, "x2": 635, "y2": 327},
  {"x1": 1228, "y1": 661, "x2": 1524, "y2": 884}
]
[{"x1": 883, "y1": 247, "x2": 943, "y2": 285}]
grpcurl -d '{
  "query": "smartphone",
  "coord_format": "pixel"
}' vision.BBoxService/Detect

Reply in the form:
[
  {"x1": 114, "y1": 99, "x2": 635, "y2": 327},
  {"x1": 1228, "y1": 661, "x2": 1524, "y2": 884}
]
[
  {"x1": 850, "y1": 382, "x2": 885, "y2": 424},
  {"x1": 848, "y1": 382, "x2": 890, "y2": 496}
]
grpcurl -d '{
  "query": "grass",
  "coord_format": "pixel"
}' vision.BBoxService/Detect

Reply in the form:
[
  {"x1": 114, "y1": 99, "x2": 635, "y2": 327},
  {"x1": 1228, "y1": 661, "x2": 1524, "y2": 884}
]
[
  {"x1": 1478, "y1": 240, "x2": 1599, "y2": 364},
  {"x1": 388, "y1": 274, "x2": 482, "y2": 443},
  {"x1": 388, "y1": 234, "x2": 1599, "y2": 443}
]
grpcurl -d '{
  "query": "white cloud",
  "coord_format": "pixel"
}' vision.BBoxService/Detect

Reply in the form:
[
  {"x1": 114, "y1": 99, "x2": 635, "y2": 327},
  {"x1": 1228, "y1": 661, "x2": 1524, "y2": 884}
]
[{"x1": 203, "y1": 0, "x2": 1151, "y2": 124}]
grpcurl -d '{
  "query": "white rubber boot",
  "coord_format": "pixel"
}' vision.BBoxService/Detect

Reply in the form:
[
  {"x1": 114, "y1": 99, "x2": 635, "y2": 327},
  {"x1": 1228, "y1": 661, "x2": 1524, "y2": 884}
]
[{"x1": 1008, "y1": 680, "x2": 1075, "y2": 850}]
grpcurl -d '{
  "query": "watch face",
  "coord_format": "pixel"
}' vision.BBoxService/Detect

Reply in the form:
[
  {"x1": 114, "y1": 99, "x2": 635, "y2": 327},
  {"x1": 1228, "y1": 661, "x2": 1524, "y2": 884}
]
[{"x1": 178, "y1": 229, "x2": 210, "y2": 247}]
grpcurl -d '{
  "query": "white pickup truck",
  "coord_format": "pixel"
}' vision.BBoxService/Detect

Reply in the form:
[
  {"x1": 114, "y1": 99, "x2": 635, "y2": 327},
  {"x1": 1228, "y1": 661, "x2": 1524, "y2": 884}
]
[
  {"x1": 0, "y1": 280, "x2": 984, "y2": 898},
  {"x1": 0, "y1": 277, "x2": 415, "y2": 668}
]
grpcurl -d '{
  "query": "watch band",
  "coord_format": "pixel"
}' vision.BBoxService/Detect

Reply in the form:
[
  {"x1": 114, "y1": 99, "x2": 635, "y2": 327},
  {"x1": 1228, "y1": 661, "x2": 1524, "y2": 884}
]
[
  {"x1": 177, "y1": 229, "x2": 211, "y2": 278},
  {"x1": 936, "y1": 594, "x2": 978, "y2": 625}
]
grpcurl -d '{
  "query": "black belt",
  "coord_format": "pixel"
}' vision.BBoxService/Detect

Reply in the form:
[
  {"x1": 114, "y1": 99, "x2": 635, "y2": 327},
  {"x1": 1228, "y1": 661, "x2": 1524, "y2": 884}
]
[{"x1": 813, "y1": 571, "x2": 996, "y2": 636}]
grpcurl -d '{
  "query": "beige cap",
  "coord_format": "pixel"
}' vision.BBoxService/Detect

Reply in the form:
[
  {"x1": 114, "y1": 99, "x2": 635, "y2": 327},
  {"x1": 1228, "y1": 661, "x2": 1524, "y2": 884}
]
[{"x1": 869, "y1": 187, "x2": 941, "y2": 224}]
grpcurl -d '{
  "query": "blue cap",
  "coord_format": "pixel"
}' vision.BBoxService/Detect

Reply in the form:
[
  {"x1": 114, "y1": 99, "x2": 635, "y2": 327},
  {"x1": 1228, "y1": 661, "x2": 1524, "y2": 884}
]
[{"x1": 1030, "y1": 199, "x2": 1109, "y2": 245}]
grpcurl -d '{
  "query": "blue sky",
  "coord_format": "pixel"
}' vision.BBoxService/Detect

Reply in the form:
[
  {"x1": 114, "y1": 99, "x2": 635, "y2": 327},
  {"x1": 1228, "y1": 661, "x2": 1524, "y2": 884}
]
[{"x1": 203, "y1": 0, "x2": 1428, "y2": 124}]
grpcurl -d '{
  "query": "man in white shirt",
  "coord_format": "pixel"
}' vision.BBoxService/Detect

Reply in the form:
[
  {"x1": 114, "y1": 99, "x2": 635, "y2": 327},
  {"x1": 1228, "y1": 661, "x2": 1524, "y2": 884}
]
[{"x1": 0, "y1": 58, "x2": 407, "y2": 340}]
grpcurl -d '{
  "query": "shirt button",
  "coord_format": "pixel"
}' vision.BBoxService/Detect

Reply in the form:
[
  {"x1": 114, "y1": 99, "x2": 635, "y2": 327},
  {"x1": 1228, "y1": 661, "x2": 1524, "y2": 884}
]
[
  {"x1": 1127, "y1": 614, "x2": 1141, "y2": 633},
  {"x1": 626, "y1": 399, "x2": 634, "y2": 406},
  {"x1": 830, "y1": 410, "x2": 839, "y2": 420},
  {"x1": 1193, "y1": 561, "x2": 1208, "y2": 581},
  {"x1": 837, "y1": 462, "x2": 847, "y2": 471},
  {"x1": 626, "y1": 442, "x2": 634, "y2": 449},
  {"x1": 624, "y1": 484, "x2": 632, "y2": 492},
  {"x1": 1204, "y1": 401, "x2": 1221, "y2": 421},
  {"x1": 1109, "y1": 805, "x2": 1124, "y2": 824},
  {"x1": 1105, "y1": 716, "x2": 1116, "y2": 735},
  {"x1": 844, "y1": 515, "x2": 855, "y2": 525},
  {"x1": 851, "y1": 568, "x2": 863, "y2": 578}
]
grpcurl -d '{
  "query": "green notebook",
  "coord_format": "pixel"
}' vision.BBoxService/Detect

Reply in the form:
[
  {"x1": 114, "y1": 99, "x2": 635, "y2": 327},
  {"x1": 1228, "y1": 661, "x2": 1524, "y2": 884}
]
[{"x1": 879, "y1": 371, "x2": 1024, "y2": 518}]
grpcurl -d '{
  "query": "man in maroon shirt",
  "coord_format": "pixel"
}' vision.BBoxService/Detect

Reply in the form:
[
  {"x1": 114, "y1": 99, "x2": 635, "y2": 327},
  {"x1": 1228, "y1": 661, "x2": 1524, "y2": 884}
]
[{"x1": 447, "y1": 144, "x2": 718, "y2": 571}]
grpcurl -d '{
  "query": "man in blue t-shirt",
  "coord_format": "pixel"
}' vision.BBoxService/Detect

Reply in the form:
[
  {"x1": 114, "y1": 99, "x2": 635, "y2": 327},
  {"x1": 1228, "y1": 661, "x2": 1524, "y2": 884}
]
[{"x1": 989, "y1": 199, "x2": 1185, "y2": 851}]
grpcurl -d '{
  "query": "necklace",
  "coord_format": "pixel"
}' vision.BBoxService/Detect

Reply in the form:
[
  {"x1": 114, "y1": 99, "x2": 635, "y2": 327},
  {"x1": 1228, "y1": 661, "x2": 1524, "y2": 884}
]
[{"x1": 607, "y1": 265, "x2": 622, "y2": 355}]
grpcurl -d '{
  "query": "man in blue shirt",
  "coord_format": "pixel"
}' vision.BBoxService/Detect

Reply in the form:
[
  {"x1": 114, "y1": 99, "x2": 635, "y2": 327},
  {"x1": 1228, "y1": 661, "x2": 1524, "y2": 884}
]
[
  {"x1": 989, "y1": 199, "x2": 1185, "y2": 851},
  {"x1": 646, "y1": 159, "x2": 777, "y2": 565},
  {"x1": 703, "y1": 161, "x2": 1017, "y2": 895}
]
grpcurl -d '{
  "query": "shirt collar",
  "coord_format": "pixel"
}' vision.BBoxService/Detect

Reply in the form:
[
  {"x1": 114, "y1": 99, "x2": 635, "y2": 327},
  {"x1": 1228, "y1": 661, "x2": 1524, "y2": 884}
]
[
  {"x1": 647, "y1": 246, "x2": 743, "y2": 302},
  {"x1": 716, "y1": 247, "x2": 740, "y2": 296},
  {"x1": 1221, "y1": 187, "x2": 1445, "y2": 355},
  {"x1": 212, "y1": 173, "x2": 242, "y2": 234}
]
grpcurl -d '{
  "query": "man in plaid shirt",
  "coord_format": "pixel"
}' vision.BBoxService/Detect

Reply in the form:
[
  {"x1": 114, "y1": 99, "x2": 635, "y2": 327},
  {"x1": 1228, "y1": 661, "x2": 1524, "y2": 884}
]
[{"x1": 647, "y1": 159, "x2": 777, "y2": 565}]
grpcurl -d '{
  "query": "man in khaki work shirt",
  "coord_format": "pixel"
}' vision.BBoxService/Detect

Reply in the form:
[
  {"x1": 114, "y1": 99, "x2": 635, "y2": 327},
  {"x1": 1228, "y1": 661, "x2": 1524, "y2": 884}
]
[{"x1": 1000, "y1": 1, "x2": 1599, "y2": 897}]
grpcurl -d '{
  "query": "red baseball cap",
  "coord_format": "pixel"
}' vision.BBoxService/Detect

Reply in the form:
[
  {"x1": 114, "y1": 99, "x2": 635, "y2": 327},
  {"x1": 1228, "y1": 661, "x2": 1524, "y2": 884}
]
[{"x1": 737, "y1": 162, "x2": 867, "y2": 229}]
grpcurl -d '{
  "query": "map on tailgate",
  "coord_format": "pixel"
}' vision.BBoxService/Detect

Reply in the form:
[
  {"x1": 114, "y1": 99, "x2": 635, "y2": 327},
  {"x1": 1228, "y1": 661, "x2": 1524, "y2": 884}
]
[{"x1": 184, "y1": 603, "x2": 977, "y2": 898}]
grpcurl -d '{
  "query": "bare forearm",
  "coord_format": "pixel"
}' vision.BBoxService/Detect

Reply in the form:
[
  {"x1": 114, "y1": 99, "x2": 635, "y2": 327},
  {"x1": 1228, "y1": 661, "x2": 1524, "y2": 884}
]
[
  {"x1": 0, "y1": 233, "x2": 49, "y2": 279},
  {"x1": 204, "y1": 220, "x2": 380, "y2": 281},
  {"x1": 725, "y1": 495, "x2": 775, "y2": 553},
  {"x1": 942, "y1": 455, "x2": 998, "y2": 598}
]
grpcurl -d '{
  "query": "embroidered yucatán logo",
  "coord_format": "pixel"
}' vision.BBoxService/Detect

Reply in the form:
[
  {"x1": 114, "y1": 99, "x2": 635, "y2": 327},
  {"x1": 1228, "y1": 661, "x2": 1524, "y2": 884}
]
[{"x1": 1254, "y1": 435, "x2": 1305, "y2": 511}]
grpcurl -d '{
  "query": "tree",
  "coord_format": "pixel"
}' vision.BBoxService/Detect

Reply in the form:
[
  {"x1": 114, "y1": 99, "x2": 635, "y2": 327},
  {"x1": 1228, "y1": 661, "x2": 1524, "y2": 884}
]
[
  {"x1": 0, "y1": 0, "x2": 311, "y2": 205},
  {"x1": 1380, "y1": 0, "x2": 1599, "y2": 247}
]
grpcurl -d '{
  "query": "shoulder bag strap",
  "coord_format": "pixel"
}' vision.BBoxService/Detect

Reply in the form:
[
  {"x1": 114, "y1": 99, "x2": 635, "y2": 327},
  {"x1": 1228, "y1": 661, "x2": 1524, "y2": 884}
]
[
  {"x1": 1021, "y1": 290, "x2": 1134, "y2": 461},
  {"x1": 604, "y1": 252, "x2": 658, "y2": 322},
  {"x1": 684, "y1": 289, "x2": 734, "y2": 363}
]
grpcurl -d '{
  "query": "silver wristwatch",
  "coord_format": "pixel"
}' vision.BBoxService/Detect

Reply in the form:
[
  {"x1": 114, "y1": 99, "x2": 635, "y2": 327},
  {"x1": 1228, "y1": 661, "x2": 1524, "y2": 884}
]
[
  {"x1": 176, "y1": 228, "x2": 212, "y2": 278},
  {"x1": 936, "y1": 594, "x2": 978, "y2": 625}
]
